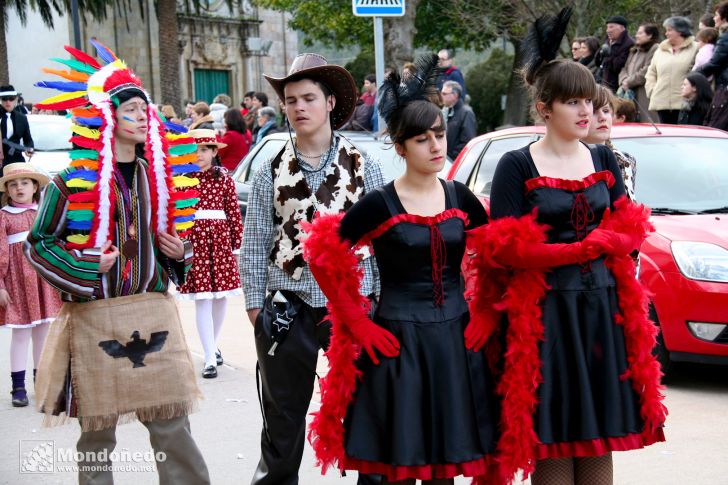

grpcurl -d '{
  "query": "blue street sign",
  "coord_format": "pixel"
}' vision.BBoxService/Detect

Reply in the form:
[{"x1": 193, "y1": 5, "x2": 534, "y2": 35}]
[{"x1": 352, "y1": 0, "x2": 405, "y2": 17}]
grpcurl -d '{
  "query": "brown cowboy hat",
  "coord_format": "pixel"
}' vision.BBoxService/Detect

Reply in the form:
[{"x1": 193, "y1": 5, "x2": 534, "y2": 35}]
[{"x1": 264, "y1": 53, "x2": 357, "y2": 130}]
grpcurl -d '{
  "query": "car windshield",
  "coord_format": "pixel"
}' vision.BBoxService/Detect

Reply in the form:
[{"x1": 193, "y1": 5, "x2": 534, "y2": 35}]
[
  {"x1": 234, "y1": 138, "x2": 287, "y2": 184},
  {"x1": 236, "y1": 135, "x2": 452, "y2": 185},
  {"x1": 28, "y1": 117, "x2": 72, "y2": 151},
  {"x1": 612, "y1": 137, "x2": 728, "y2": 213},
  {"x1": 355, "y1": 138, "x2": 452, "y2": 181}
]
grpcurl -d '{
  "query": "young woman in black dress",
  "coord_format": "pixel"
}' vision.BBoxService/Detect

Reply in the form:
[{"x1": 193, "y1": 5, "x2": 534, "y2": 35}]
[
  {"x1": 472, "y1": 8, "x2": 667, "y2": 485},
  {"x1": 303, "y1": 56, "x2": 500, "y2": 485}
]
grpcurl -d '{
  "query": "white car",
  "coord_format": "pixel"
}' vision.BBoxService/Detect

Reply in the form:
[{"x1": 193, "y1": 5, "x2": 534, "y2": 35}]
[
  {"x1": 231, "y1": 131, "x2": 453, "y2": 217},
  {"x1": 23, "y1": 114, "x2": 72, "y2": 177}
]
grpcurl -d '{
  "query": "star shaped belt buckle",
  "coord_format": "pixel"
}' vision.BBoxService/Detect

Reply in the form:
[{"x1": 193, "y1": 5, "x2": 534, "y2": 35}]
[{"x1": 268, "y1": 291, "x2": 297, "y2": 356}]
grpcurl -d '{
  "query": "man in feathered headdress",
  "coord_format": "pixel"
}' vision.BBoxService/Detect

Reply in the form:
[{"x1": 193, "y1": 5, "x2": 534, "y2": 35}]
[
  {"x1": 25, "y1": 41, "x2": 210, "y2": 484},
  {"x1": 240, "y1": 53, "x2": 385, "y2": 484}
]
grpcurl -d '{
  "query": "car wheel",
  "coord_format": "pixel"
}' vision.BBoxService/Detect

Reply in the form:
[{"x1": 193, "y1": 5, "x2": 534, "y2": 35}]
[{"x1": 649, "y1": 304, "x2": 672, "y2": 380}]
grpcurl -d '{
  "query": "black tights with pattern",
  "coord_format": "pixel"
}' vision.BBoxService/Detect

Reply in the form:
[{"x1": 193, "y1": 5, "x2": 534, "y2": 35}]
[{"x1": 532, "y1": 453, "x2": 613, "y2": 485}]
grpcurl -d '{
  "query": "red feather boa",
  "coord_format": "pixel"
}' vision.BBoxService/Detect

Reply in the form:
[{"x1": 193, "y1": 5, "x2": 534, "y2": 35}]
[
  {"x1": 476, "y1": 197, "x2": 666, "y2": 483},
  {"x1": 304, "y1": 214, "x2": 507, "y2": 484},
  {"x1": 601, "y1": 198, "x2": 667, "y2": 439},
  {"x1": 464, "y1": 224, "x2": 508, "y2": 374},
  {"x1": 302, "y1": 213, "x2": 366, "y2": 474}
]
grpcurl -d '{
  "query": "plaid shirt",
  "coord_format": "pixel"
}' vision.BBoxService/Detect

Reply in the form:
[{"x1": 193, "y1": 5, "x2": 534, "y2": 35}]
[{"x1": 240, "y1": 134, "x2": 384, "y2": 310}]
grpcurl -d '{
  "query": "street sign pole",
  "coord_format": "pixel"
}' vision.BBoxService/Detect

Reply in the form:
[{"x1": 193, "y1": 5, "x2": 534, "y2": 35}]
[
  {"x1": 373, "y1": 16, "x2": 386, "y2": 133},
  {"x1": 352, "y1": 1, "x2": 405, "y2": 135}
]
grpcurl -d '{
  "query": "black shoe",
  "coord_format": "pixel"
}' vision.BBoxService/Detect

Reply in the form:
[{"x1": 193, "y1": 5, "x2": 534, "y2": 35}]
[
  {"x1": 202, "y1": 365, "x2": 217, "y2": 379},
  {"x1": 215, "y1": 349, "x2": 223, "y2": 366},
  {"x1": 11, "y1": 388, "x2": 29, "y2": 407}
]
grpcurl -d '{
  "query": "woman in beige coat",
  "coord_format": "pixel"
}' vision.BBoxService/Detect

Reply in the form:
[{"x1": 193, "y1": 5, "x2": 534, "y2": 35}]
[
  {"x1": 619, "y1": 24, "x2": 660, "y2": 122},
  {"x1": 645, "y1": 17, "x2": 698, "y2": 123}
]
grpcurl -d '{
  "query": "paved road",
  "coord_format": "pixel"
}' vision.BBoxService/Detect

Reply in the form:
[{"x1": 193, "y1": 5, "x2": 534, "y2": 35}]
[{"x1": 1, "y1": 294, "x2": 726, "y2": 484}]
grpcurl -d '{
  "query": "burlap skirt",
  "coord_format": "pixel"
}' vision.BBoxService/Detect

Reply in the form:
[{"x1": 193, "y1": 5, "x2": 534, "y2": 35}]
[{"x1": 35, "y1": 292, "x2": 202, "y2": 431}]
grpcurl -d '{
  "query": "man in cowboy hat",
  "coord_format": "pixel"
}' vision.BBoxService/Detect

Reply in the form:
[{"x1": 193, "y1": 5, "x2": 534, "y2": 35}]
[
  {"x1": 1, "y1": 85, "x2": 34, "y2": 168},
  {"x1": 240, "y1": 53, "x2": 385, "y2": 485}
]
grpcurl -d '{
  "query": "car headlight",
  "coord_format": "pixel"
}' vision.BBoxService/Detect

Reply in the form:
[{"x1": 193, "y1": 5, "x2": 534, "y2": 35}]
[
  {"x1": 687, "y1": 322, "x2": 727, "y2": 342},
  {"x1": 671, "y1": 241, "x2": 728, "y2": 283}
]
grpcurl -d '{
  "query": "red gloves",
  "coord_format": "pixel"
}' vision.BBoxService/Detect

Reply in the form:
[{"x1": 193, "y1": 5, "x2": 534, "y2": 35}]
[
  {"x1": 583, "y1": 228, "x2": 641, "y2": 256},
  {"x1": 464, "y1": 316, "x2": 495, "y2": 351},
  {"x1": 310, "y1": 258, "x2": 400, "y2": 365},
  {"x1": 347, "y1": 313, "x2": 400, "y2": 365},
  {"x1": 492, "y1": 240, "x2": 602, "y2": 269}
]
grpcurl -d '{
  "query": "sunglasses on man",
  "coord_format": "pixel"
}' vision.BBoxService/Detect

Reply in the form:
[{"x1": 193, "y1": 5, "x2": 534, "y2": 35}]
[{"x1": 1, "y1": 96, "x2": 17, "y2": 102}]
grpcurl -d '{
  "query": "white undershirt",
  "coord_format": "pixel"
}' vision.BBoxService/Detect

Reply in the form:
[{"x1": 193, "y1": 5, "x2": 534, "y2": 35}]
[{"x1": 5, "y1": 112, "x2": 13, "y2": 139}]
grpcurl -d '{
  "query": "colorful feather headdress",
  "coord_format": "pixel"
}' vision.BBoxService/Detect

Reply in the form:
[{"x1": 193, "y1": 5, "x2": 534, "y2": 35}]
[{"x1": 35, "y1": 40, "x2": 199, "y2": 249}]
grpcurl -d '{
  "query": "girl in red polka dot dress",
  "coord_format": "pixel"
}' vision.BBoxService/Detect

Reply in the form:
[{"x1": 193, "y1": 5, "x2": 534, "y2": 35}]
[{"x1": 179, "y1": 129, "x2": 243, "y2": 378}]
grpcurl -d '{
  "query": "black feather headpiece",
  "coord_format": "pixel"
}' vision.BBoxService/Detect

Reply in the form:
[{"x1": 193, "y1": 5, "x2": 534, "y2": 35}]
[
  {"x1": 377, "y1": 54, "x2": 442, "y2": 128},
  {"x1": 521, "y1": 7, "x2": 573, "y2": 85}
]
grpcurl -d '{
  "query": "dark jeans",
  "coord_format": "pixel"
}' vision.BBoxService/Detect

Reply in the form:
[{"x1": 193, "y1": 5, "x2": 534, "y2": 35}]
[
  {"x1": 251, "y1": 292, "x2": 330, "y2": 485},
  {"x1": 657, "y1": 109, "x2": 680, "y2": 124}
]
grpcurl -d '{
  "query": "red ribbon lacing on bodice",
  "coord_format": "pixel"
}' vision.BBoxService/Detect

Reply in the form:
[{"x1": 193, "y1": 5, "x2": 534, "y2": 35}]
[
  {"x1": 430, "y1": 225, "x2": 447, "y2": 306},
  {"x1": 571, "y1": 192, "x2": 595, "y2": 272}
]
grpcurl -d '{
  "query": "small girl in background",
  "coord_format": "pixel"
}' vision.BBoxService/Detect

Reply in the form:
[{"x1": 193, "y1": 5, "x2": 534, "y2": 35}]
[
  {"x1": 0, "y1": 164, "x2": 61, "y2": 407},
  {"x1": 178, "y1": 129, "x2": 243, "y2": 379},
  {"x1": 693, "y1": 28, "x2": 718, "y2": 72}
]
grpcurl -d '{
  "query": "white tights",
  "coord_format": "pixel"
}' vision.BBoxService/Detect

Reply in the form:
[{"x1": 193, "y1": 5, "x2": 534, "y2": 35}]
[
  {"x1": 10, "y1": 324, "x2": 50, "y2": 373},
  {"x1": 195, "y1": 298, "x2": 228, "y2": 367}
]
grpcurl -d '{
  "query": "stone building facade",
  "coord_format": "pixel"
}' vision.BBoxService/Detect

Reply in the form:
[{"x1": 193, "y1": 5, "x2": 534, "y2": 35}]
[{"x1": 7, "y1": 0, "x2": 297, "y2": 109}]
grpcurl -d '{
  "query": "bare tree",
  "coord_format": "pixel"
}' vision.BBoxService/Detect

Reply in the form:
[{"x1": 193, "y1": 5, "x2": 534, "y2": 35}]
[
  {"x1": 384, "y1": 0, "x2": 421, "y2": 68},
  {"x1": 447, "y1": 0, "x2": 711, "y2": 125}
]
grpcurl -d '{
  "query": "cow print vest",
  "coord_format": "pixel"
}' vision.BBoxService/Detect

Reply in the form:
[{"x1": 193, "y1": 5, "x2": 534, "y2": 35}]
[{"x1": 270, "y1": 136, "x2": 369, "y2": 280}]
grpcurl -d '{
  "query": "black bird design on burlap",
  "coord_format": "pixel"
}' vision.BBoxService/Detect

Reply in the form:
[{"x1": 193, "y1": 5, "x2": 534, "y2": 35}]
[{"x1": 98, "y1": 331, "x2": 169, "y2": 368}]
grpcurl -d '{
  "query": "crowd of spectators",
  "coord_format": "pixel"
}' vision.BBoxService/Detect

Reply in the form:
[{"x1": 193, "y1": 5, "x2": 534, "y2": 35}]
[{"x1": 571, "y1": 2, "x2": 728, "y2": 130}]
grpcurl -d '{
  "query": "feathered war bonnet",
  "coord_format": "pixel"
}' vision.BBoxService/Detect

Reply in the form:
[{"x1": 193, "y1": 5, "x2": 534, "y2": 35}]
[
  {"x1": 377, "y1": 54, "x2": 444, "y2": 143},
  {"x1": 34, "y1": 40, "x2": 200, "y2": 250}
]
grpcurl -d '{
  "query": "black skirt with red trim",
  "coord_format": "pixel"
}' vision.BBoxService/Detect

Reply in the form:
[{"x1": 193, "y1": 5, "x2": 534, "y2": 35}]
[
  {"x1": 338, "y1": 191, "x2": 499, "y2": 480},
  {"x1": 533, "y1": 264, "x2": 664, "y2": 458},
  {"x1": 343, "y1": 311, "x2": 499, "y2": 480},
  {"x1": 494, "y1": 144, "x2": 665, "y2": 459}
]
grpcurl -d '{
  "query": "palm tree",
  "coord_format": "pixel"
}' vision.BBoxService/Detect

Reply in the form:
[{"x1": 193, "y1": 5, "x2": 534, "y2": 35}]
[
  {"x1": 157, "y1": 0, "x2": 181, "y2": 110},
  {"x1": 1, "y1": 0, "x2": 110, "y2": 83}
]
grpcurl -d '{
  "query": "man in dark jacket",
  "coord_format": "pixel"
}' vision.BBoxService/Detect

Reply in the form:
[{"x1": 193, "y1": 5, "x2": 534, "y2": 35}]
[
  {"x1": 1, "y1": 85, "x2": 34, "y2": 168},
  {"x1": 698, "y1": 2, "x2": 728, "y2": 130},
  {"x1": 437, "y1": 49, "x2": 467, "y2": 98},
  {"x1": 441, "y1": 81, "x2": 476, "y2": 160},
  {"x1": 601, "y1": 16, "x2": 635, "y2": 91}
]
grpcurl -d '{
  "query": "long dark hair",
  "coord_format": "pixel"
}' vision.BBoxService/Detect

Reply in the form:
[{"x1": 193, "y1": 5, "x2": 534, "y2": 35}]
[
  {"x1": 685, "y1": 72, "x2": 714, "y2": 115},
  {"x1": 639, "y1": 24, "x2": 660, "y2": 47},
  {"x1": 224, "y1": 108, "x2": 246, "y2": 134},
  {"x1": 580, "y1": 36, "x2": 601, "y2": 58}
]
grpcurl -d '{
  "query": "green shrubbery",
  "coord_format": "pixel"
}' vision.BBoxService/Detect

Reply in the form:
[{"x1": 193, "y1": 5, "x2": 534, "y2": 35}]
[{"x1": 467, "y1": 49, "x2": 514, "y2": 134}]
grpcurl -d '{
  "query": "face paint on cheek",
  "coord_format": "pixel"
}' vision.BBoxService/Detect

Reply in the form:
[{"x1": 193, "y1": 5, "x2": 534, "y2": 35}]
[{"x1": 119, "y1": 114, "x2": 138, "y2": 134}]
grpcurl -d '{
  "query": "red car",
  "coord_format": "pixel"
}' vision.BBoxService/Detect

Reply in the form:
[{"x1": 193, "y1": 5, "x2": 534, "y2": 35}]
[{"x1": 448, "y1": 124, "x2": 728, "y2": 375}]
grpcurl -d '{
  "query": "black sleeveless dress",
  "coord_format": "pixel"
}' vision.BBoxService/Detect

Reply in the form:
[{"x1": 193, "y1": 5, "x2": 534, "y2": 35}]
[
  {"x1": 337, "y1": 179, "x2": 499, "y2": 479},
  {"x1": 490, "y1": 143, "x2": 663, "y2": 458}
]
